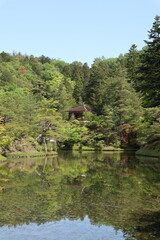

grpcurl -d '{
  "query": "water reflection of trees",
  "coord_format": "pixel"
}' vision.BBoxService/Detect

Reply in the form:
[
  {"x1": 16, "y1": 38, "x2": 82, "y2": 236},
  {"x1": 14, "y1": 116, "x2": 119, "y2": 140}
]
[{"x1": 0, "y1": 151, "x2": 160, "y2": 239}]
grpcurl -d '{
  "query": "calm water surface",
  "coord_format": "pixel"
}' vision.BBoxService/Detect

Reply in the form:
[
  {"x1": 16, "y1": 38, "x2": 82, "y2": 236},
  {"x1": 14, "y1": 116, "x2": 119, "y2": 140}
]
[{"x1": 0, "y1": 151, "x2": 160, "y2": 240}]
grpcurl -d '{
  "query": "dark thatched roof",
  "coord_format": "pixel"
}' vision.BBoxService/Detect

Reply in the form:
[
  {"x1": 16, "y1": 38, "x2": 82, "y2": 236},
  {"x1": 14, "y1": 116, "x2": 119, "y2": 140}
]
[{"x1": 66, "y1": 105, "x2": 95, "y2": 113}]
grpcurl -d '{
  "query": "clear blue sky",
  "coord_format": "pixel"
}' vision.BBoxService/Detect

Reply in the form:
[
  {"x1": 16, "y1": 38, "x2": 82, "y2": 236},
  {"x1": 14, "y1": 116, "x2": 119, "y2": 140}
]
[{"x1": 0, "y1": 0, "x2": 159, "y2": 65}]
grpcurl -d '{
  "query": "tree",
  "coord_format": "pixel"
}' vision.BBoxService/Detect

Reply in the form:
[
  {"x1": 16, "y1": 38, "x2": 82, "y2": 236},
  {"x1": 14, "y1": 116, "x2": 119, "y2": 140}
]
[
  {"x1": 0, "y1": 69, "x2": 15, "y2": 86},
  {"x1": 85, "y1": 57, "x2": 124, "y2": 113},
  {"x1": 38, "y1": 55, "x2": 51, "y2": 64},
  {"x1": 61, "y1": 120, "x2": 88, "y2": 149},
  {"x1": 137, "y1": 15, "x2": 160, "y2": 107},
  {"x1": 82, "y1": 63, "x2": 91, "y2": 101},
  {"x1": 126, "y1": 44, "x2": 141, "y2": 85},
  {"x1": 0, "y1": 116, "x2": 12, "y2": 153},
  {"x1": 136, "y1": 107, "x2": 160, "y2": 149},
  {"x1": 0, "y1": 52, "x2": 13, "y2": 62},
  {"x1": 85, "y1": 59, "x2": 110, "y2": 113},
  {"x1": 29, "y1": 55, "x2": 43, "y2": 75},
  {"x1": 71, "y1": 62, "x2": 84, "y2": 103}
]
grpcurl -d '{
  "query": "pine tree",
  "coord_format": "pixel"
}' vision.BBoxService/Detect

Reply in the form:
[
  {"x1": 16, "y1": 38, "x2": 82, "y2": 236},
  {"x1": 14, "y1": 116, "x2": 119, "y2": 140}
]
[
  {"x1": 85, "y1": 64, "x2": 107, "y2": 113},
  {"x1": 71, "y1": 62, "x2": 84, "y2": 103},
  {"x1": 103, "y1": 77, "x2": 142, "y2": 126},
  {"x1": 137, "y1": 15, "x2": 160, "y2": 107},
  {"x1": 126, "y1": 44, "x2": 141, "y2": 85}
]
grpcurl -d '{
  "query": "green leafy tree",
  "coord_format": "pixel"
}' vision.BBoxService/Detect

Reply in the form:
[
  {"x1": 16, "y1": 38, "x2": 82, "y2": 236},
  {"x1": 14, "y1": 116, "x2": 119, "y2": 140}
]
[
  {"x1": 0, "y1": 51, "x2": 13, "y2": 62},
  {"x1": 0, "y1": 117, "x2": 13, "y2": 153},
  {"x1": 136, "y1": 107, "x2": 160, "y2": 149},
  {"x1": 61, "y1": 120, "x2": 88, "y2": 149},
  {"x1": 29, "y1": 55, "x2": 43, "y2": 75},
  {"x1": 0, "y1": 69, "x2": 14, "y2": 86},
  {"x1": 38, "y1": 55, "x2": 51, "y2": 64}
]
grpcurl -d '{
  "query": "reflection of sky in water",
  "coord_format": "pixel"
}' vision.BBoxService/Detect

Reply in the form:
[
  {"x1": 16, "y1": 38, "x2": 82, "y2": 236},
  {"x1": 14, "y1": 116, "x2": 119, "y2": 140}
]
[{"x1": 0, "y1": 216, "x2": 124, "y2": 240}]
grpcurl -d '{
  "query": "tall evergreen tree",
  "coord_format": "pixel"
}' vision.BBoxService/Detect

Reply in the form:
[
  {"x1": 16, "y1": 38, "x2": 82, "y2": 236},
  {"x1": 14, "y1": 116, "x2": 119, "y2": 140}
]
[
  {"x1": 85, "y1": 57, "x2": 123, "y2": 113},
  {"x1": 103, "y1": 77, "x2": 142, "y2": 126},
  {"x1": 71, "y1": 62, "x2": 84, "y2": 103},
  {"x1": 137, "y1": 15, "x2": 160, "y2": 107},
  {"x1": 126, "y1": 44, "x2": 141, "y2": 85},
  {"x1": 85, "y1": 60, "x2": 108, "y2": 113}
]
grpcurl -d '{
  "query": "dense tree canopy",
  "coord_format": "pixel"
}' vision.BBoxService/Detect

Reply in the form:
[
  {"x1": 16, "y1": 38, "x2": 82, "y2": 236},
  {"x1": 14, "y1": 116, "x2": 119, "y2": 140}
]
[{"x1": 0, "y1": 16, "x2": 159, "y2": 154}]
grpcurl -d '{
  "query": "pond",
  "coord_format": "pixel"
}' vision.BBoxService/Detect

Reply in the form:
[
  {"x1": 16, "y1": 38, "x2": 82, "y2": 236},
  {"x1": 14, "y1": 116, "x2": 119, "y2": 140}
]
[{"x1": 0, "y1": 151, "x2": 160, "y2": 240}]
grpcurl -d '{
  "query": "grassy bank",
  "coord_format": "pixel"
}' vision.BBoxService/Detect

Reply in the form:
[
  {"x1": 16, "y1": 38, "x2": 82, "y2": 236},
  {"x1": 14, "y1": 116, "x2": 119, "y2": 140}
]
[
  {"x1": 6, "y1": 151, "x2": 57, "y2": 158},
  {"x1": 72, "y1": 145, "x2": 135, "y2": 151},
  {"x1": 0, "y1": 154, "x2": 7, "y2": 161},
  {"x1": 136, "y1": 148, "x2": 160, "y2": 158}
]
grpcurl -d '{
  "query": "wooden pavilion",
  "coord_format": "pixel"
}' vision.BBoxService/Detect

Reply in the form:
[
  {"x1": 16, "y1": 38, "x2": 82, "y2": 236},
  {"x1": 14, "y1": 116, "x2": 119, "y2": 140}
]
[{"x1": 66, "y1": 104, "x2": 96, "y2": 120}]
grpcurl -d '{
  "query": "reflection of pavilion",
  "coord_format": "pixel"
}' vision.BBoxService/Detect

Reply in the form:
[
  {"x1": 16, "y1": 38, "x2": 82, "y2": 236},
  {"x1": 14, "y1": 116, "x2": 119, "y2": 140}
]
[{"x1": 66, "y1": 104, "x2": 96, "y2": 120}]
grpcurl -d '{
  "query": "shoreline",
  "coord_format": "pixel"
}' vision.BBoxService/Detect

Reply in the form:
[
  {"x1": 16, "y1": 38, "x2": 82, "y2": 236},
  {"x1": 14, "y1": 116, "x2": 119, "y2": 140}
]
[
  {"x1": 0, "y1": 149, "x2": 134, "y2": 160},
  {"x1": 1, "y1": 148, "x2": 160, "y2": 160},
  {"x1": 136, "y1": 148, "x2": 160, "y2": 158},
  {"x1": 1, "y1": 151, "x2": 57, "y2": 160}
]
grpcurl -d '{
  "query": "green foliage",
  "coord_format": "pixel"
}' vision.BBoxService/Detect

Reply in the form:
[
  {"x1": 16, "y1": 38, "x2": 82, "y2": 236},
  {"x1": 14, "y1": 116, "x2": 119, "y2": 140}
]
[
  {"x1": 134, "y1": 16, "x2": 160, "y2": 107},
  {"x1": 60, "y1": 120, "x2": 88, "y2": 149},
  {"x1": 71, "y1": 62, "x2": 90, "y2": 103},
  {"x1": 0, "y1": 16, "x2": 159, "y2": 154},
  {"x1": 0, "y1": 51, "x2": 13, "y2": 62},
  {"x1": 126, "y1": 44, "x2": 141, "y2": 85},
  {"x1": 111, "y1": 139, "x2": 121, "y2": 148},
  {"x1": 0, "y1": 117, "x2": 13, "y2": 152},
  {"x1": 136, "y1": 107, "x2": 160, "y2": 149}
]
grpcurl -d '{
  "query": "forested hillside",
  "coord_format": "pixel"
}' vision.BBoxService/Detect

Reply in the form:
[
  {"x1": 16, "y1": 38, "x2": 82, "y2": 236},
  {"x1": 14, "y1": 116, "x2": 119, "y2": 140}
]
[{"x1": 0, "y1": 16, "x2": 160, "y2": 156}]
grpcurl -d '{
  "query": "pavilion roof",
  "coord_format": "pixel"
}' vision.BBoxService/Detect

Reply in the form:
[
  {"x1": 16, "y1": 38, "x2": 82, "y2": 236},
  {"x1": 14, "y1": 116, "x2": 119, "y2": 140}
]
[{"x1": 66, "y1": 105, "x2": 94, "y2": 113}]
